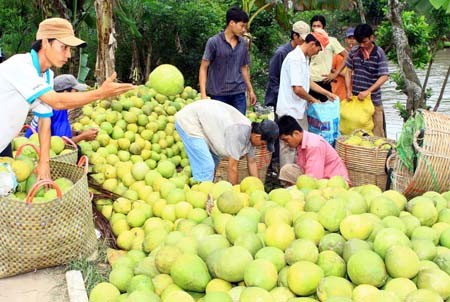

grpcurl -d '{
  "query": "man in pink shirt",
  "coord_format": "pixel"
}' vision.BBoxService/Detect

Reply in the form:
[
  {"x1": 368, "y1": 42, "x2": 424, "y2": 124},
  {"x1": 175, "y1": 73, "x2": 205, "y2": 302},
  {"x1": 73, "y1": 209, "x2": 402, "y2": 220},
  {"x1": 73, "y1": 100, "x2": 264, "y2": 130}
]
[{"x1": 277, "y1": 115, "x2": 350, "y2": 186}]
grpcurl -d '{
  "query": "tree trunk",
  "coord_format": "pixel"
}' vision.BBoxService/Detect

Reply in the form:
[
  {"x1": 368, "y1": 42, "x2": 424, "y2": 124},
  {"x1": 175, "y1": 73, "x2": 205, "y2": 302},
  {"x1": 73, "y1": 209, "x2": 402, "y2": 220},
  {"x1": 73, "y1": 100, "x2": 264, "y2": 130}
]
[
  {"x1": 387, "y1": 0, "x2": 424, "y2": 119},
  {"x1": 95, "y1": 0, "x2": 115, "y2": 84},
  {"x1": 130, "y1": 39, "x2": 143, "y2": 84},
  {"x1": 355, "y1": 0, "x2": 366, "y2": 23}
]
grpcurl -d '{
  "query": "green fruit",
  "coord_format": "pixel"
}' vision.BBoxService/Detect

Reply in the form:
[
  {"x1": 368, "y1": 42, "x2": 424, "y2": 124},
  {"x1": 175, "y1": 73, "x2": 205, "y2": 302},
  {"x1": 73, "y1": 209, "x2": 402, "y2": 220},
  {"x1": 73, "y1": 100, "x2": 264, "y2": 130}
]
[
  {"x1": 146, "y1": 64, "x2": 184, "y2": 96},
  {"x1": 170, "y1": 253, "x2": 211, "y2": 292},
  {"x1": 347, "y1": 250, "x2": 388, "y2": 287},
  {"x1": 89, "y1": 282, "x2": 120, "y2": 302},
  {"x1": 109, "y1": 266, "x2": 134, "y2": 292}
]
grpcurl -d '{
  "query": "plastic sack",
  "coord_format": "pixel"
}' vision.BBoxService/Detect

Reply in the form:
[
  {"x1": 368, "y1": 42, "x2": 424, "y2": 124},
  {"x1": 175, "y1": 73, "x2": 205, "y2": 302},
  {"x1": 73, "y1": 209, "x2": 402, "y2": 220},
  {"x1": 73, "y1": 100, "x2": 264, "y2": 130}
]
[
  {"x1": 340, "y1": 95, "x2": 375, "y2": 135},
  {"x1": 307, "y1": 98, "x2": 340, "y2": 146},
  {"x1": 396, "y1": 111, "x2": 425, "y2": 172},
  {"x1": 0, "y1": 163, "x2": 17, "y2": 197}
]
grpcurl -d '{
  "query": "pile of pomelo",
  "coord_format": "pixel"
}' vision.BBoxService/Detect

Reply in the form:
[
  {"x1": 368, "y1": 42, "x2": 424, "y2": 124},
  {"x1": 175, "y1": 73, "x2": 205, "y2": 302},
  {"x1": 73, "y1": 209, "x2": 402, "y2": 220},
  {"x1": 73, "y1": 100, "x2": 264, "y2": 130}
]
[
  {"x1": 90, "y1": 170, "x2": 450, "y2": 302},
  {"x1": 74, "y1": 64, "x2": 199, "y2": 199},
  {"x1": 84, "y1": 64, "x2": 450, "y2": 301}
]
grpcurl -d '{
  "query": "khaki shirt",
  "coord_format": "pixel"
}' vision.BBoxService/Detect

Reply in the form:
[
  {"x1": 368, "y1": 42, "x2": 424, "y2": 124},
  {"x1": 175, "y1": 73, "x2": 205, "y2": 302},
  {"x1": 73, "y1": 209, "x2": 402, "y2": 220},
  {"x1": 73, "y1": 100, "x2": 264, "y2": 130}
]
[{"x1": 310, "y1": 37, "x2": 345, "y2": 82}]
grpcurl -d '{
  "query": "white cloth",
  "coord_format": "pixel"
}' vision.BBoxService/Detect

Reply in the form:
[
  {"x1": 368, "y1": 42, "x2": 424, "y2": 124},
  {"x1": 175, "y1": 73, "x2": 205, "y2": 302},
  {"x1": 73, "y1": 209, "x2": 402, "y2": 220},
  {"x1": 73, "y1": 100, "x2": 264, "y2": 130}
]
[
  {"x1": 175, "y1": 99, "x2": 255, "y2": 160},
  {"x1": 0, "y1": 52, "x2": 53, "y2": 152},
  {"x1": 276, "y1": 46, "x2": 310, "y2": 120}
]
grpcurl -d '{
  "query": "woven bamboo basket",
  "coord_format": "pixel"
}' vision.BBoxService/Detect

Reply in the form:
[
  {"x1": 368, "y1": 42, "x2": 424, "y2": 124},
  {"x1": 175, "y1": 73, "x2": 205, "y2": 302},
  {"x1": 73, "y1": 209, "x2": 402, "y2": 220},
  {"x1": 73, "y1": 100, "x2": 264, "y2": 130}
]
[
  {"x1": 15, "y1": 129, "x2": 78, "y2": 165},
  {"x1": 214, "y1": 145, "x2": 272, "y2": 183},
  {"x1": 336, "y1": 130, "x2": 395, "y2": 190},
  {"x1": 390, "y1": 110, "x2": 450, "y2": 198},
  {"x1": 0, "y1": 157, "x2": 97, "y2": 278}
]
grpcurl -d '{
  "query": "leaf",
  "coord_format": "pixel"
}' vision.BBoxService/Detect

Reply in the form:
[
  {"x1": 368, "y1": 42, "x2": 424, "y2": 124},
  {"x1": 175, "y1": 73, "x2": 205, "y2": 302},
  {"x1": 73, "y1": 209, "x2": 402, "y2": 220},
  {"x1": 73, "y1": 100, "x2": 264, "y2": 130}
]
[{"x1": 429, "y1": 0, "x2": 447, "y2": 8}]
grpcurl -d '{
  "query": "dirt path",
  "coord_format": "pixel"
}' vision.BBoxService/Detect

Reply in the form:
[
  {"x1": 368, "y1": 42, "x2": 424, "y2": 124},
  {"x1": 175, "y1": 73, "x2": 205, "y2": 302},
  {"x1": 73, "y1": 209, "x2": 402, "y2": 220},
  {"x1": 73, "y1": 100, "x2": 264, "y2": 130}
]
[{"x1": 0, "y1": 267, "x2": 69, "y2": 302}]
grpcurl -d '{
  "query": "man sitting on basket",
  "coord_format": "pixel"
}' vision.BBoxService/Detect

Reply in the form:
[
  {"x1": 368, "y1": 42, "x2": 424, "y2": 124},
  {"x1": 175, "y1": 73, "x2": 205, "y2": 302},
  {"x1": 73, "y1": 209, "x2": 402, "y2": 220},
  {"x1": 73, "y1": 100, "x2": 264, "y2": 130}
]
[
  {"x1": 174, "y1": 99, "x2": 279, "y2": 185},
  {"x1": 277, "y1": 115, "x2": 350, "y2": 187}
]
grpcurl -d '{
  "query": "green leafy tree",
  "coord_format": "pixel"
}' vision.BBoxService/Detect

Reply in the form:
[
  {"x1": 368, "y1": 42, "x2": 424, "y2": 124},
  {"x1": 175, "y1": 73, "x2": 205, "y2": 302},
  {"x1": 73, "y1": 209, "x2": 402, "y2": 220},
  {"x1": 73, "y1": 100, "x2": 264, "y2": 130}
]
[{"x1": 377, "y1": 11, "x2": 432, "y2": 69}]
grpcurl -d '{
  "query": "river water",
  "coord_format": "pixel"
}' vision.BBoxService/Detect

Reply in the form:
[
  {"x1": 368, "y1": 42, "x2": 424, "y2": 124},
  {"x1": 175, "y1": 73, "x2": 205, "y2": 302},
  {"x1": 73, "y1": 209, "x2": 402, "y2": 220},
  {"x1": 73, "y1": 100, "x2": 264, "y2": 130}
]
[{"x1": 383, "y1": 48, "x2": 450, "y2": 139}]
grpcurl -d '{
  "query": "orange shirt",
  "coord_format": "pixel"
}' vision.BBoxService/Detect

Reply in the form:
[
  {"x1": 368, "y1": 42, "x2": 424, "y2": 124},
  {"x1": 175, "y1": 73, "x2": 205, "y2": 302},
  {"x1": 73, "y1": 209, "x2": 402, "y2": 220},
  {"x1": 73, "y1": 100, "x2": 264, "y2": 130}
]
[{"x1": 331, "y1": 53, "x2": 348, "y2": 101}]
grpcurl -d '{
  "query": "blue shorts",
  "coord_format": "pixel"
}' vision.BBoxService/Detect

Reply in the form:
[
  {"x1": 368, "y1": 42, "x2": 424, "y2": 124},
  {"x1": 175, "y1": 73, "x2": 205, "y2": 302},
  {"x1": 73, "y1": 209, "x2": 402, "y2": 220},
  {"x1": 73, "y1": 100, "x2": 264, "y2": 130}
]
[{"x1": 175, "y1": 122, "x2": 219, "y2": 182}]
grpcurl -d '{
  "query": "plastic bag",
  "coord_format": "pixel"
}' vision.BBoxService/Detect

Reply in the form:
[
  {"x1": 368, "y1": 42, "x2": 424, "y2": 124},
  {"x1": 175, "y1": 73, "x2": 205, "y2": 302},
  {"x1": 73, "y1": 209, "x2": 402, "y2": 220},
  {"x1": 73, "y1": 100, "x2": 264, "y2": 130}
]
[
  {"x1": 396, "y1": 111, "x2": 424, "y2": 172},
  {"x1": 340, "y1": 95, "x2": 375, "y2": 135},
  {"x1": 307, "y1": 98, "x2": 340, "y2": 146},
  {"x1": 0, "y1": 163, "x2": 17, "y2": 197}
]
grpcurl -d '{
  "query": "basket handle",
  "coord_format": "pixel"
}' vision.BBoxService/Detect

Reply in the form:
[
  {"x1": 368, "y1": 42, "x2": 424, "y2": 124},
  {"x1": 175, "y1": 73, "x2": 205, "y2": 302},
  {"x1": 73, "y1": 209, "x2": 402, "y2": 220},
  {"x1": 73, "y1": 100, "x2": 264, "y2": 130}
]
[
  {"x1": 21, "y1": 124, "x2": 37, "y2": 134},
  {"x1": 375, "y1": 141, "x2": 395, "y2": 151},
  {"x1": 25, "y1": 179, "x2": 62, "y2": 204},
  {"x1": 15, "y1": 143, "x2": 40, "y2": 158},
  {"x1": 351, "y1": 129, "x2": 370, "y2": 137},
  {"x1": 78, "y1": 155, "x2": 89, "y2": 174},
  {"x1": 385, "y1": 152, "x2": 398, "y2": 171},
  {"x1": 62, "y1": 136, "x2": 77, "y2": 148}
]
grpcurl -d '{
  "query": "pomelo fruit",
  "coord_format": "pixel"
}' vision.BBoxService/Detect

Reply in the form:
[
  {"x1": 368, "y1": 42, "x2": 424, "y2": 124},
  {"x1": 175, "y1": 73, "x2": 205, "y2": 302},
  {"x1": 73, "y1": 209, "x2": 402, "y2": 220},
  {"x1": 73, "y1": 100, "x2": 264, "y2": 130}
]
[
  {"x1": 239, "y1": 287, "x2": 274, "y2": 302},
  {"x1": 317, "y1": 250, "x2": 346, "y2": 277},
  {"x1": 373, "y1": 227, "x2": 410, "y2": 258},
  {"x1": 352, "y1": 284, "x2": 379, "y2": 302},
  {"x1": 109, "y1": 266, "x2": 134, "y2": 292},
  {"x1": 217, "y1": 190, "x2": 244, "y2": 215},
  {"x1": 287, "y1": 261, "x2": 324, "y2": 296},
  {"x1": 285, "y1": 239, "x2": 318, "y2": 264},
  {"x1": 319, "y1": 233, "x2": 346, "y2": 256},
  {"x1": 264, "y1": 223, "x2": 295, "y2": 251},
  {"x1": 416, "y1": 268, "x2": 450, "y2": 299},
  {"x1": 339, "y1": 214, "x2": 373, "y2": 240},
  {"x1": 384, "y1": 245, "x2": 420, "y2": 279},
  {"x1": 214, "y1": 246, "x2": 253, "y2": 283},
  {"x1": 347, "y1": 250, "x2": 388, "y2": 287},
  {"x1": 404, "y1": 289, "x2": 444, "y2": 302},
  {"x1": 126, "y1": 275, "x2": 154, "y2": 293},
  {"x1": 89, "y1": 282, "x2": 120, "y2": 302},
  {"x1": 203, "y1": 291, "x2": 232, "y2": 302},
  {"x1": 240, "y1": 176, "x2": 264, "y2": 193},
  {"x1": 170, "y1": 253, "x2": 211, "y2": 292},
  {"x1": 254, "y1": 246, "x2": 286, "y2": 272},
  {"x1": 244, "y1": 259, "x2": 278, "y2": 291},
  {"x1": 316, "y1": 276, "x2": 353, "y2": 302},
  {"x1": 294, "y1": 218, "x2": 325, "y2": 245},
  {"x1": 318, "y1": 198, "x2": 348, "y2": 232},
  {"x1": 146, "y1": 64, "x2": 184, "y2": 96},
  {"x1": 384, "y1": 278, "x2": 417, "y2": 301},
  {"x1": 205, "y1": 278, "x2": 232, "y2": 294}
]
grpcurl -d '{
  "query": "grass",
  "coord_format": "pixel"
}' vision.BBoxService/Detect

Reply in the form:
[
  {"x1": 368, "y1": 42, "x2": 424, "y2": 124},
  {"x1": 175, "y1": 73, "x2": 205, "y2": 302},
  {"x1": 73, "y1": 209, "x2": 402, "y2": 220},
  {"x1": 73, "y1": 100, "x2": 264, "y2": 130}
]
[{"x1": 65, "y1": 238, "x2": 112, "y2": 294}]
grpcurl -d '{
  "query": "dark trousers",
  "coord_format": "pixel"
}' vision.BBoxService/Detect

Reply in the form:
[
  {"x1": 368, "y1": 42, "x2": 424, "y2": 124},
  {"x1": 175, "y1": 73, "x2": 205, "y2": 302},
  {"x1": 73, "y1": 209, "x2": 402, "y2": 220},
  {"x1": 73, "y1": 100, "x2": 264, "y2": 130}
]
[
  {"x1": 310, "y1": 81, "x2": 332, "y2": 102},
  {"x1": 0, "y1": 143, "x2": 13, "y2": 157}
]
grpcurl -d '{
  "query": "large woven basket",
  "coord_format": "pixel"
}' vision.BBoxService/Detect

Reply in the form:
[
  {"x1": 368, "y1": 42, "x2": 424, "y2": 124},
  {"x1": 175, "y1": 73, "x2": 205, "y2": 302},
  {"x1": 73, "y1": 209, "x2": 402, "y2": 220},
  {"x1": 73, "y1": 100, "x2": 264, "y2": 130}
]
[
  {"x1": 336, "y1": 130, "x2": 395, "y2": 190},
  {"x1": 0, "y1": 158, "x2": 97, "y2": 278},
  {"x1": 214, "y1": 145, "x2": 272, "y2": 183},
  {"x1": 391, "y1": 110, "x2": 450, "y2": 198}
]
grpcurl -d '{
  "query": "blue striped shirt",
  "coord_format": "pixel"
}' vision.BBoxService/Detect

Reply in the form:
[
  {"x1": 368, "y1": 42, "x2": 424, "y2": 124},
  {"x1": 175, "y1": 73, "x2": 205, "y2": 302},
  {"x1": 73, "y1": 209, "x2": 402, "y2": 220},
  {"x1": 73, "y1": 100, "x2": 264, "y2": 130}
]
[
  {"x1": 202, "y1": 31, "x2": 250, "y2": 96},
  {"x1": 345, "y1": 45, "x2": 389, "y2": 106}
]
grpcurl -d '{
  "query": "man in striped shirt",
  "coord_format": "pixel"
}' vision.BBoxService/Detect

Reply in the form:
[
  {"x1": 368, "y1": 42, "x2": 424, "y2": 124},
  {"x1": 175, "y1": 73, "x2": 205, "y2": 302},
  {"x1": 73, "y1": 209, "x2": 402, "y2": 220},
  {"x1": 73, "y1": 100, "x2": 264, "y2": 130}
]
[
  {"x1": 345, "y1": 24, "x2": 389, "y2": 137},
  {"x1": 199, "y1": 7, "x2": 256, "y2": 115}
]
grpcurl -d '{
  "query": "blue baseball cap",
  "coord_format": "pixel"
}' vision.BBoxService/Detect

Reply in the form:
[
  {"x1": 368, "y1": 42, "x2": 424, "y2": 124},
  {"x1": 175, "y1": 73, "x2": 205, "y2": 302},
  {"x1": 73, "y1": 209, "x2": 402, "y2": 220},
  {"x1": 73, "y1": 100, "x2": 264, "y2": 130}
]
[{"x1": 346, "y1": 28, "x2": 355, "y2": 38}]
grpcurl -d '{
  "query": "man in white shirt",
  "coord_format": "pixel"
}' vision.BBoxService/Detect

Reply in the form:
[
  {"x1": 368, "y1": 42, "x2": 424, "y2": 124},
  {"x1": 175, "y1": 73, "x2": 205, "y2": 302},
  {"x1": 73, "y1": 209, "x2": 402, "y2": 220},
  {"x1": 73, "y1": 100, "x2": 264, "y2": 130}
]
[
  {"x1": 0, "y1": 18, "x2": 135, "y2": 180},
  {"x1": 175, "y1": 100, "x2": 279, "y2": 185},
  {"x1": 276, "y1": 30, "x2": 336, "y2": 167}
]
